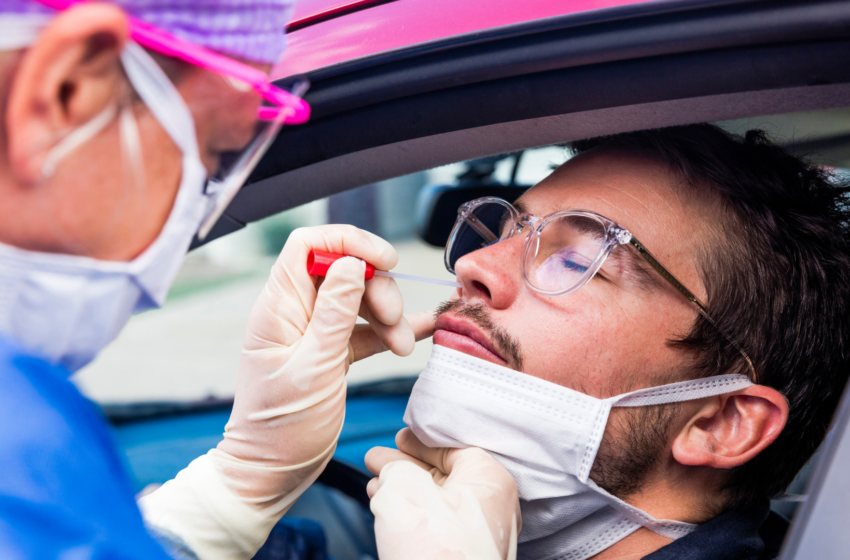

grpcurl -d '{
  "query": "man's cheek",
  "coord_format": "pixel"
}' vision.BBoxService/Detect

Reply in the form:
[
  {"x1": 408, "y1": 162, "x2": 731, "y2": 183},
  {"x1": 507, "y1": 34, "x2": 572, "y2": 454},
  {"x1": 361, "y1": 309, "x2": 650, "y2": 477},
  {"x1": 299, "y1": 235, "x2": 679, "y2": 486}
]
[{"x1": 539, "y1": 308, "x2": 637, "y2": 393}]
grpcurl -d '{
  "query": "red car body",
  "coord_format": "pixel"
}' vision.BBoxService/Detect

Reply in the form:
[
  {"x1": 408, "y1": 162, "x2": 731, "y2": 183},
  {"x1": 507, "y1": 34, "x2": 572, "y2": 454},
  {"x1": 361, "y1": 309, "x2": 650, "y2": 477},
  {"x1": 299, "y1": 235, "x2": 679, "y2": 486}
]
[{"x1": 275, "y1": 0, "x2": 655, "y2": 78}]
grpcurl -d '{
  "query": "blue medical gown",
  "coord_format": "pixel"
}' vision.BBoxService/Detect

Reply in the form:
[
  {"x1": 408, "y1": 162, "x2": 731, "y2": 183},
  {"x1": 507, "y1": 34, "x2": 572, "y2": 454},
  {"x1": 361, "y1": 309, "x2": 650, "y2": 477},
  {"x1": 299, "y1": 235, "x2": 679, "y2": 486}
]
[{"x1": 0, "y1": 335, "x2": 175, "y2": 559}]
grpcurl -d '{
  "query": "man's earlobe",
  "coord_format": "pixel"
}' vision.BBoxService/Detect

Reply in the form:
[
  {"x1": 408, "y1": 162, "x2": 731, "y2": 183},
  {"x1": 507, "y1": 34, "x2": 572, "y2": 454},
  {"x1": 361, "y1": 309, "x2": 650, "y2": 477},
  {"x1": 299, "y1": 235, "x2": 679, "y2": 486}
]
[
  {"x1": 5, "y1": 3, "x2": 128, "y2": 184},
  {"x1": 671, "y1": 385, "x2": 788, "y2": 469}
]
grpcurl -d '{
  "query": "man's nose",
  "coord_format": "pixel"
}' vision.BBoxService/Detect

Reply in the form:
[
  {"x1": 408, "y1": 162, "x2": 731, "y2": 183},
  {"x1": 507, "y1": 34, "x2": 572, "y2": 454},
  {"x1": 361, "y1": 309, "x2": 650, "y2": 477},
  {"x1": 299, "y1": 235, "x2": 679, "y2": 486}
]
[{"x1": 454, "y1": 236, "x2": 524, "y2": 310}]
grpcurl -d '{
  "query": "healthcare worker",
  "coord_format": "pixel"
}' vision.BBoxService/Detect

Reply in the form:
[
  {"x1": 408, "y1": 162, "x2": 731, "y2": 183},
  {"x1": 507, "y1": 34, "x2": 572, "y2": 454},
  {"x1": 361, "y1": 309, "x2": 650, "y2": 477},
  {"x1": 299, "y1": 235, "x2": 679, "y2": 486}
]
[{"x1": 0, "y1": 1, "x2": 520, "y2": 559}]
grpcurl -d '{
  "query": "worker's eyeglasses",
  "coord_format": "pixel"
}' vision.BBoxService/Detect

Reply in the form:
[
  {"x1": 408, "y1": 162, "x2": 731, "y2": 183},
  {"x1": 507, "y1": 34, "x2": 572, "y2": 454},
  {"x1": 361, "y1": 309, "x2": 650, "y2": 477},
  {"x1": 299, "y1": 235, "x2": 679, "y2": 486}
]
[
  {"x1": 33, "y1": 0, "x2": 308, "y2": 124},
  {"x1": 31, "y1": 0, "x2": 311, "y2": 239},
  {"x1": 445, "y1": 197, "x2": 757, "y2": 382}
]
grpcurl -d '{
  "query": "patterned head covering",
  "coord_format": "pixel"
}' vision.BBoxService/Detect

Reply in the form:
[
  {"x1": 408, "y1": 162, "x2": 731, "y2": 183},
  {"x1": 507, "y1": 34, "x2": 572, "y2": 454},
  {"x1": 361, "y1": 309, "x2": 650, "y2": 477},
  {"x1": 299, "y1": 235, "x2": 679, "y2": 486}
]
[{"x1": 1, "y1": 0, "x2": 293, "y2": 63}]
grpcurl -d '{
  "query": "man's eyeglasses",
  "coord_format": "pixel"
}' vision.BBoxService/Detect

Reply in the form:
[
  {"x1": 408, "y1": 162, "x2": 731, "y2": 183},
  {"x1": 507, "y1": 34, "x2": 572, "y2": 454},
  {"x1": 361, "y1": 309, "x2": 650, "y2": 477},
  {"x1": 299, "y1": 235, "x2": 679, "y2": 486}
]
[{"x1": 445, "y1": 197, "x2": 757, "y2": 383}]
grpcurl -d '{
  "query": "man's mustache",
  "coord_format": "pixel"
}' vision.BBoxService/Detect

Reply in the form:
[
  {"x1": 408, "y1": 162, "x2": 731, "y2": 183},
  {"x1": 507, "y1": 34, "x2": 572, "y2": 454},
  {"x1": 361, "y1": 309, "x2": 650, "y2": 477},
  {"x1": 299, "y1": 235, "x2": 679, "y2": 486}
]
[{"x1": 434, "y1": 299, "x2": 524, "y2": 371}]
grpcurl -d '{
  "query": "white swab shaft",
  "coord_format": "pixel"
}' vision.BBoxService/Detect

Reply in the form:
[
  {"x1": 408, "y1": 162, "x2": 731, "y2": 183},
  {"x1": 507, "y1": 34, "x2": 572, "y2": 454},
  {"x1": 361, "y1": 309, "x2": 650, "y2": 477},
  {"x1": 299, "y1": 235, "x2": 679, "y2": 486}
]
[{"x1": 374, "y1": 270, "x2": 462, "y2": 288}]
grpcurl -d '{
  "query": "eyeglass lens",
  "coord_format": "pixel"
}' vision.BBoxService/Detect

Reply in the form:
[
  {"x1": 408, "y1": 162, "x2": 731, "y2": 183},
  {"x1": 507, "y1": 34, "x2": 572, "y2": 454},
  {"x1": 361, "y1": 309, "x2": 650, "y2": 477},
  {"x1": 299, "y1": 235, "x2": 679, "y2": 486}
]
[
  {"x1": 447, "y1": 201, "x2": 610, "y2": 295},
  {"x1": 526, "y1": 214, "x2": 608, "y2": 293},
  {"x1": 446, "y1": 202, "x2": 513, "y2": 271}
]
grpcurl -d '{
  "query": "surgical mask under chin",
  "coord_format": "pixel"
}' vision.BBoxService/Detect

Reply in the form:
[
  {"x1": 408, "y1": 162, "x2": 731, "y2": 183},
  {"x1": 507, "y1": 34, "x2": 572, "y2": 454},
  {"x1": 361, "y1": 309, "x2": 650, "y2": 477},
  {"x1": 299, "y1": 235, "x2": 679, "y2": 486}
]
[
  {"x1": 404, "y1": 345, "x2": 755, "y2": 560},
  {"x1": 0, "y1": 41, "x2": 212, "y2": 372}
]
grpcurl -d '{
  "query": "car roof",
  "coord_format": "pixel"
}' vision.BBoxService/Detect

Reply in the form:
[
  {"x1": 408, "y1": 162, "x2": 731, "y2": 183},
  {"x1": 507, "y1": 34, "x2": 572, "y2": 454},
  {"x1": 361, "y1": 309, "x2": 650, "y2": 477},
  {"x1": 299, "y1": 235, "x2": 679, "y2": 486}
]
[{"x1": 275, "y1": 0, "x2": 656, "y2": 78}]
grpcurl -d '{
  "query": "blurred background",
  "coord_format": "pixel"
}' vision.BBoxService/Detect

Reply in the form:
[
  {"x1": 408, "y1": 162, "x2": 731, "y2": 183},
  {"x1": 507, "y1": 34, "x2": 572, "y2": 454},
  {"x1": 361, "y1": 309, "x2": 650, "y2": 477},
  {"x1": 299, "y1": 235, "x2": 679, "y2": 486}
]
[{"x1": 74, "y1": 108, "x2": 850, "y2": 406}]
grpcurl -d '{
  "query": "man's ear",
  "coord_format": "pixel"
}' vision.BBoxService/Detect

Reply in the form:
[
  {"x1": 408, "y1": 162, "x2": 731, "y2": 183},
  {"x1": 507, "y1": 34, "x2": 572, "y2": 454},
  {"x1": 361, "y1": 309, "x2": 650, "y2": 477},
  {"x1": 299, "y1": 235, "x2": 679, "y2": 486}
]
[
  {"x1": 671, "y1": 385, "x2": 788, "y2": 469},
  {"x1": 5, "y1": 3, "x2": 128, "y2": 184}
]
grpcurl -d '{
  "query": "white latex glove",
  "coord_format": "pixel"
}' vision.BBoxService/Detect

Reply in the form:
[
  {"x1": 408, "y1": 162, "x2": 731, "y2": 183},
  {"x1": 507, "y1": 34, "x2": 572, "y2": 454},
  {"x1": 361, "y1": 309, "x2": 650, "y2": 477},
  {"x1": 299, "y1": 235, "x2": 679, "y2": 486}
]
[
  {"x1": 140, "y1": 225, "x2": 435, "y2": 560},
  {"x1": 366, "y1": 428, "x2": 521, "y2": 560}
]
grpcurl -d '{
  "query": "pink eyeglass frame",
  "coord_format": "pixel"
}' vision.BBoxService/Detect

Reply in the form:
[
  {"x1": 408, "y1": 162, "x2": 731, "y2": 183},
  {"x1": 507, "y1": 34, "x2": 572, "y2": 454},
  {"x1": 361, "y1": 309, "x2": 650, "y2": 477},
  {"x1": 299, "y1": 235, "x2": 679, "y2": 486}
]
[{"x1": 31, "y1": 0, "x2": 310, "y2": 124}]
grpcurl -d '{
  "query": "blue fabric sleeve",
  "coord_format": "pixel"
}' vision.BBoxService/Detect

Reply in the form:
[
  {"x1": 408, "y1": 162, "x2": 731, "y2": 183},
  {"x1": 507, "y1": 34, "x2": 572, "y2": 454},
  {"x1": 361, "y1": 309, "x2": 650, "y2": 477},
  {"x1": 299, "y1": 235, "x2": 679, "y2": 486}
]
[{"x1": 0, "y1": 336, "x2": 178, "y2": 559}]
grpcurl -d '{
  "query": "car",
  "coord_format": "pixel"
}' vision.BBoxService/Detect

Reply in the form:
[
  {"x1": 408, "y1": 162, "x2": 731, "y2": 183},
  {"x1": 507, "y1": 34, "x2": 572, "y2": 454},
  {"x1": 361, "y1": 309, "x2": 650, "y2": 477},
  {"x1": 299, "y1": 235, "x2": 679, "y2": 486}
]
[{"x1": 104, "y1": 0, "x2": 850, "y2": 558}]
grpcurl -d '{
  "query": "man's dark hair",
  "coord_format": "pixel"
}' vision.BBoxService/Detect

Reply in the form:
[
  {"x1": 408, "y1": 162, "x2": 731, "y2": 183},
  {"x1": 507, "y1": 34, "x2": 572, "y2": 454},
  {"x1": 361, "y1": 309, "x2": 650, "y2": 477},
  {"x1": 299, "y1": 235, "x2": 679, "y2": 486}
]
[{"x1": 571, "y1": 124, "x2": 850, "y2": 510}]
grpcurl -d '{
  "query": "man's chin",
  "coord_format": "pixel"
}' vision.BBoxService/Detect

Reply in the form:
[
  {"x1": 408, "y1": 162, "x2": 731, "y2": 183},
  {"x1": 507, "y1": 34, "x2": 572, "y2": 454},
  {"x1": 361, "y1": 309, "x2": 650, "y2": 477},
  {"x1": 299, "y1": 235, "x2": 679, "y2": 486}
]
[{"x1": 433, "y1": 330, "x2": 508, "y2": 367}]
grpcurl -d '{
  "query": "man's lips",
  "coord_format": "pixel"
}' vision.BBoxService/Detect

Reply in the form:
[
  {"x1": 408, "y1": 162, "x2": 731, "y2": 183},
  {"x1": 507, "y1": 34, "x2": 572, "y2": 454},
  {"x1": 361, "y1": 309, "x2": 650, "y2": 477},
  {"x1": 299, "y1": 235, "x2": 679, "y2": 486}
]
[{"x1": 433, "y1": 314, "x2": 507, "y2": 366}]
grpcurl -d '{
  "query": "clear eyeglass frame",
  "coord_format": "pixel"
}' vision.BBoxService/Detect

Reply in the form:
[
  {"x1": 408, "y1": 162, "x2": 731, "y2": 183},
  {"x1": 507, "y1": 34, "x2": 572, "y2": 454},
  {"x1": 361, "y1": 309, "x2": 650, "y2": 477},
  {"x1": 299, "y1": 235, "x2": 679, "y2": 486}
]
[{"x1": 445, "y1": 197, "x2": 758, "y2": 383}]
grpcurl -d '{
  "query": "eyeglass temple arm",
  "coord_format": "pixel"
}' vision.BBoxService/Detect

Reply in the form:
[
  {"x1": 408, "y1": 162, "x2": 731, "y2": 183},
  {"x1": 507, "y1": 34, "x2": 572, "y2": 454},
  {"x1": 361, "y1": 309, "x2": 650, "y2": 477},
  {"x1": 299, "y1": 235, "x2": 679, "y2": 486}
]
[
  {"x1": 627, "y1": 237, "x2": 758, "y2": 383},
  {"x1": 31, "y1": 0, "x2": 311, "y2": 124},
  {"x1": 462, "y1": 214, "x2": 499, "y2": 244}
]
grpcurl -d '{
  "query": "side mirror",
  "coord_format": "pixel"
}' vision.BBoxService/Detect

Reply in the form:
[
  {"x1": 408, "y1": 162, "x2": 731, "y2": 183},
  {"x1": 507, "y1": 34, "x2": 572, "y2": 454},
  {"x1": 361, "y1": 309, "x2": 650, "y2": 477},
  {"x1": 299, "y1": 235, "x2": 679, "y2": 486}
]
[{"x1": 415, "y1": 183, "x2": 529, "y2": 247}]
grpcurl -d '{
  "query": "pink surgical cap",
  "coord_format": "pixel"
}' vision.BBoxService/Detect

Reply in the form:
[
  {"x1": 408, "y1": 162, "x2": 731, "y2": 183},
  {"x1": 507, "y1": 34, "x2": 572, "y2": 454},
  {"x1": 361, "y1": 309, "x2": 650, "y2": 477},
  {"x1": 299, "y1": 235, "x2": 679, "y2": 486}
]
[{"x1": 3, "y1": 0, "x2": 293, "y2": 64}]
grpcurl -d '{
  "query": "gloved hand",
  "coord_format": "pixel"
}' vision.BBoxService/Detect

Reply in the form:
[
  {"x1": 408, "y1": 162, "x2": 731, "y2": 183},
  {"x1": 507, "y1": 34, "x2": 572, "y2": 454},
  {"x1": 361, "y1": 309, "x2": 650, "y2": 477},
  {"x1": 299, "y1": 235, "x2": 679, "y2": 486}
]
[
  {"x1": 366, "y1": 428, "x2": 521, "y2": 560},
  {"x1": 139, "y1": 225, "x2": 434, "y2": 560}
]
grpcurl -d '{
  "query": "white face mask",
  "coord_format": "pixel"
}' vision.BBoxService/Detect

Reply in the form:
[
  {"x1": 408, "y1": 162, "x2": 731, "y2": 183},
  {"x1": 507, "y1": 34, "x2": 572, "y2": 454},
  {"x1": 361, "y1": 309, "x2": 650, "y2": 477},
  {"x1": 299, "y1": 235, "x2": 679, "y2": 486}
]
[
  {"x1": 0, "y1": 38, "x2": 213, "y2": 372},
  {"x1": 404, "y1": 345, "x2": 755, "y2": 560}
]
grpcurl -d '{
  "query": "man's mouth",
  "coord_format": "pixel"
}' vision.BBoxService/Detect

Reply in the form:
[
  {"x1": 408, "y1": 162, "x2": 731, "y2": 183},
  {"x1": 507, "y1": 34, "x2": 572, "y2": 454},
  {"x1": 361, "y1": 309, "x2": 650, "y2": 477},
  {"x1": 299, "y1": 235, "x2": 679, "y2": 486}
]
[{"x1": 434, "y1": 314, "x2": 508, "y2": 366}]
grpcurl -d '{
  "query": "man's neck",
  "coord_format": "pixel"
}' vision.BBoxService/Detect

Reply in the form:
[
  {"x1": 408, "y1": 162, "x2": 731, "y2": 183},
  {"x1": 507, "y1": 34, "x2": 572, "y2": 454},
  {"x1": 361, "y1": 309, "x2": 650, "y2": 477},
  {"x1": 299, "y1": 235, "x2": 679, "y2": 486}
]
[
  {"x1": 590, "y1": 528, "x2": 673, "y2": 560},
  {"x1": 589, "y1": 467, "x2": 721, "y2": 559}
]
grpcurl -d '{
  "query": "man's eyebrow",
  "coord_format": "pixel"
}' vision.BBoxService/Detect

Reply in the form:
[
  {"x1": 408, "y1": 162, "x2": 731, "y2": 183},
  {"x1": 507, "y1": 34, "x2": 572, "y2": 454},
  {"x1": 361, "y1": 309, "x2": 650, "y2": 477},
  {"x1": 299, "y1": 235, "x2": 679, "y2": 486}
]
[{"x1": 513, "y1": 199, "x2": 529, "y2": 214}]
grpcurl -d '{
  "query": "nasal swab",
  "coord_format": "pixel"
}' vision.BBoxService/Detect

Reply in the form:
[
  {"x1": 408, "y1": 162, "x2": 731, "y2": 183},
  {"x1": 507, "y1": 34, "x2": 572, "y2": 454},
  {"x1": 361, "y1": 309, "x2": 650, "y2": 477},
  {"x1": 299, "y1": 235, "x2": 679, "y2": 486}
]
[
  {"x1": 307, "y1": 250, "x2": 462, "y2": 288},
  {"x1": 373, "y1": 270, "x2": 462, "y2": 288}
]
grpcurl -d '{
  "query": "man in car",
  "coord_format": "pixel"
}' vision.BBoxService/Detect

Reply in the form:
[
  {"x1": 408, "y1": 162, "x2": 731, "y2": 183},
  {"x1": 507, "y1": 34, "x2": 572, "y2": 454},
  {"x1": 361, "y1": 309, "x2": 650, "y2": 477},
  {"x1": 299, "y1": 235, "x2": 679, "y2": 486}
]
[
  {"x1": 367, "y1": 123, "x2": 850, "y2": 560},
  {"x1": 0, "y1": 1, "x2": 517, "y2": 559}
]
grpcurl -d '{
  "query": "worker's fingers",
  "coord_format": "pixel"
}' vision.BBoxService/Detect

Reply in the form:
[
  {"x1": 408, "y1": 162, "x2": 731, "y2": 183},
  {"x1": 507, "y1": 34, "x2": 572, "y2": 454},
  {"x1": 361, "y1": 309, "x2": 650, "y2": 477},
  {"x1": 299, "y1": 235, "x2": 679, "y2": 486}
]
[
  {"x1": 349, "y1": 310, "x2": 435, "y2": 362},
  {"x1": 359, "y1": 303, "x2": 415, "y2": 357},
  {"x1": 368, "y1": 460, "x2": 434, "y2": 504},
  {"x1": 366, "y1": 447, "x2": 434, "y2": 498},
  {"x1": 366, "y1": 477, "x2": 379, "y2": 498},
  {"x1": 398, "y1": 429, "x2": 519, "y2": 511},
  {"x1": 366, "y1": 463, "x2": 444, "y2": 499},
  {"x1": 406, "y1": 310, "x2": 437, "y2": 341},
  {"x1": 301, "y1": 257, "x2": 365, "y2": 356},
  {"x1": 269, "y1": 224, "x2": 396, "y2": 305},
  {"x1": 349, "y1": 324, "x2": 389, "y2": 360},
  {"x1": 251, "y1": 225, "x2": 395, "y2": 350},
  {"x1": 365, "y1": 446, "x2": 432, "y2": 477},
  {"x1": 363, "y1": 274, "x2": 404, "y2": 326},
  {"x1": 395, "y1": 428, "x2": 457, "y2": 475},
  {"x1": 289, "y1": 224, "x2": 399, "y2": 273}
]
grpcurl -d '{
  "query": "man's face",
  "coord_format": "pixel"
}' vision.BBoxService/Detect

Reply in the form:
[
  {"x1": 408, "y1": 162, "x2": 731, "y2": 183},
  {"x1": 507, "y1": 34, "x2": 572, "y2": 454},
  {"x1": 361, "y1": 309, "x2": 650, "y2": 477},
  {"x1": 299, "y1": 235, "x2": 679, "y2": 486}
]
[{"x1": 435, "y1": 148, "x2": 713, "y2": 398}]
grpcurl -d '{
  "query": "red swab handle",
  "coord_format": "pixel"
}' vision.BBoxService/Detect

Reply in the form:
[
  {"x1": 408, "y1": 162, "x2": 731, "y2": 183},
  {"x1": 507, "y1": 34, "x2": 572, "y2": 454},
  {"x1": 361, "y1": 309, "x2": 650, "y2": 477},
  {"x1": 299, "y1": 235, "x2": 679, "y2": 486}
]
[{"x1": 307, "y1": 250, "x2": 376, "y2": 280}]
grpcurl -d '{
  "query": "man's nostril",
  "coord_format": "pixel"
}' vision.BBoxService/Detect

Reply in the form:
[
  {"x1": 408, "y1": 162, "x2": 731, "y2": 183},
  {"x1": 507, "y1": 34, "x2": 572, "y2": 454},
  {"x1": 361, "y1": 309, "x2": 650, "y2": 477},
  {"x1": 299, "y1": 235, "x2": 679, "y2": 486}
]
[{"x1": 472, "y1": 280, "x2": 491, "y2": 299}]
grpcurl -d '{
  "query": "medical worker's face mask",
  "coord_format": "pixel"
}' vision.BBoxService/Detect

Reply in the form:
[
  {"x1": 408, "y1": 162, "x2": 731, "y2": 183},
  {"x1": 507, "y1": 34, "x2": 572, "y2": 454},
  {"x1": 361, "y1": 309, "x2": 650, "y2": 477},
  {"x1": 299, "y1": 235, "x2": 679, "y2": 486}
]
[{"x1": 405, "y1": 346, "x2": 755, "y2": 560}]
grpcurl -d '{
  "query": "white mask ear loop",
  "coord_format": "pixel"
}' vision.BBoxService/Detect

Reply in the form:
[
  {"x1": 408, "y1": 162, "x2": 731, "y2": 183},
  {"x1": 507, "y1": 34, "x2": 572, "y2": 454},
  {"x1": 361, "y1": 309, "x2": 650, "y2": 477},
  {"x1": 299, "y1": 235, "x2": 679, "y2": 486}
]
[
  {"x1": 119, "y1": 102, "x2": 146, "y2": 192},
  {"x1": 36, "y1": 92, "x2": 147, "y2": 254},
  {"x1": 608, "y1": 373, "x2": 755, "y2": 408},
  {"x1": 577, "y1": 374, "x2": 756, "y2": 485},
  {"x1": 80, "y1": 100, "x2": 147, "y2": 251},
  {"x1": 41, "y1": 103, "x2": 118, "y2": 178},
  {"x1": 579, "y1": 374, "x2": 758, "y2": 542}
]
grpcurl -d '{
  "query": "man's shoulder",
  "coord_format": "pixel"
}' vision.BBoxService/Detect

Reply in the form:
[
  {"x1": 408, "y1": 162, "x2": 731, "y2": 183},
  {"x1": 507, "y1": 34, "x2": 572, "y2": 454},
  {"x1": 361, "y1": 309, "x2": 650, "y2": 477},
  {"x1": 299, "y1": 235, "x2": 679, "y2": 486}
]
[
  {"x1": 643, "y1": 504, "x2": 789, "y2": 560},
  {"x1": 0, "y1": 335, "x2": 172, "y2": 559}
]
